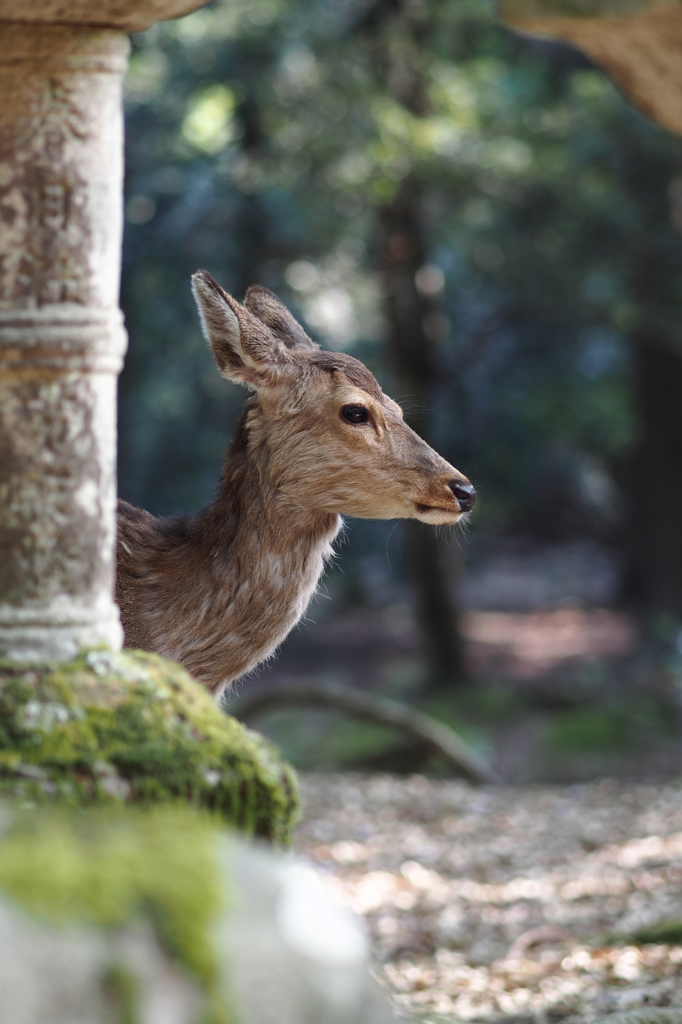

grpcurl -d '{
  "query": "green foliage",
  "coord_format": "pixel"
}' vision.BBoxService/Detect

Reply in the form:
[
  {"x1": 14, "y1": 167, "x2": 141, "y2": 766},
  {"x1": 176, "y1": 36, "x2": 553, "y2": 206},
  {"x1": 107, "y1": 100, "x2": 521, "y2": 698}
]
[
  {"x1": 630, "y1": 921, "x2": 682, "y2": 945},
  {"x1": 446, "y1": 680, "x2": 527, "y2": 721},
  {"x1": 247, "y1": 707, "x2": 401, "y2": 770},
  {"x1": 544, "y1": 697, "x2": 675, "y2": 754},
  {"x1": 0, "y1": 649, "x2": 299, "y2": 844},
  {"x1": 0, "y1": 804, "x2": 228, "y2": 1022}
]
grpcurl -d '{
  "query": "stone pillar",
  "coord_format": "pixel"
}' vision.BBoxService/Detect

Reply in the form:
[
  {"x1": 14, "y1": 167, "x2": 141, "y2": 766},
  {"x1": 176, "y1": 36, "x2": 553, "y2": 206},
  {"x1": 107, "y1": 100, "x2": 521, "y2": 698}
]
[{"x1": 0, "y1": 2, "x2": 207, "y2": 663}]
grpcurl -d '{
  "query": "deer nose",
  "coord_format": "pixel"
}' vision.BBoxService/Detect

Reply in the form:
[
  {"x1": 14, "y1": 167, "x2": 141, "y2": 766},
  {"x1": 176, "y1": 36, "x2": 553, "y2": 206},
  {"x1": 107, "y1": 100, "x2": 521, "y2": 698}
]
[{"x1": 449, "y1": 480, "x2": 476, "y2": 513}]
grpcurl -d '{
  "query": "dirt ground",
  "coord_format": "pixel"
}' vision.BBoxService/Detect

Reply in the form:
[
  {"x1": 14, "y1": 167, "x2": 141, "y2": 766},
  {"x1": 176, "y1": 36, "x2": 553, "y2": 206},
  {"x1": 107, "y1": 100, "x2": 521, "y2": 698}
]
[{"x1": 295, "y1": 773, "x2": 682, "y2": 1023}]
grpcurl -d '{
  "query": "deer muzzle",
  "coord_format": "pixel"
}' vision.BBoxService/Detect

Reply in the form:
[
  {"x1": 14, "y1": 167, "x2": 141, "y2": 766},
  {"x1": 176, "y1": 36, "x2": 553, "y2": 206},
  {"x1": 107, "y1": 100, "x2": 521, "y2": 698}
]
[{"x1": 449, "y1": 480, "x2": 476, "y2": 513}]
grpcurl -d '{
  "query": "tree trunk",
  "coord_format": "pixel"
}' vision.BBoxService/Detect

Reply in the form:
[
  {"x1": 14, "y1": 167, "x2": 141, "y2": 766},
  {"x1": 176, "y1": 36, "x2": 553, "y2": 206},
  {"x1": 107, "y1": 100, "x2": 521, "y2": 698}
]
[
  {"x1": 379, "y1": 184, "x2": 467, "y2": 691},
  {"x1": 626, "y1": 330, "x2": 682, "y2": 622}
]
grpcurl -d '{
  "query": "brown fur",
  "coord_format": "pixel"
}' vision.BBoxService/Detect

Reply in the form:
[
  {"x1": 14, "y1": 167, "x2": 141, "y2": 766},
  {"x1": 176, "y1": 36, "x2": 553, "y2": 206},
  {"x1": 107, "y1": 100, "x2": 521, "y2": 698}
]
[{"x1": 116, "y1": 272, "x2": 474, "y2": 698}]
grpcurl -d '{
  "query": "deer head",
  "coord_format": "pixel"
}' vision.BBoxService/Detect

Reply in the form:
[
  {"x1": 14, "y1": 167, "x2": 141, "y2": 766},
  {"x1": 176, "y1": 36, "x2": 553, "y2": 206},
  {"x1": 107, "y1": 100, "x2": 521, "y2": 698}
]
[{"x1": 192, "y1": 270, "x2": 475, "y2": 525}]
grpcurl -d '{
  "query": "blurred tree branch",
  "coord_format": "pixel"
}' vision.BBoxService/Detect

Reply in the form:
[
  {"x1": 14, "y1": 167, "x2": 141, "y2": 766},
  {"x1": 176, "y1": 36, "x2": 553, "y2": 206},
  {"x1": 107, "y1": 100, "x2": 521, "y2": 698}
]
[{"x1": 232, "y1": 679, "x2": 498, "y2": 784}]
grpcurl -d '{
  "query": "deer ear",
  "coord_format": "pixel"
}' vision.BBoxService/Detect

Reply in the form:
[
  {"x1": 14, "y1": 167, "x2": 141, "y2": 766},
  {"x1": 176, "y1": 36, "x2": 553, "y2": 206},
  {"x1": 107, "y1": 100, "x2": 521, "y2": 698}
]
[
  {"x1": 245, "y1": 285, "x2": 319, "y2": 352},
  {"x1": 191, "y1": 271, "x2": 289, "y2": 387}
]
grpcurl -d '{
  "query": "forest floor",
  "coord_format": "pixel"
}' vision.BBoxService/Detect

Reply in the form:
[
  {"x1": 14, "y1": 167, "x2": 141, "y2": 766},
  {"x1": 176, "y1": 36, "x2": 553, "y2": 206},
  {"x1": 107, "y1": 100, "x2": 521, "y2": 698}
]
[{"x1": 295, "y1": 772, "x2": 682, "y2": 1024}]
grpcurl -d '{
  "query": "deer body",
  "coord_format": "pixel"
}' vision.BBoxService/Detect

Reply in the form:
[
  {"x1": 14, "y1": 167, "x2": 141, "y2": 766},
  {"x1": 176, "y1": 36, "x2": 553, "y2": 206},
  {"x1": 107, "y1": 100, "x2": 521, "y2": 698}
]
[{"x1": 116, "y1": 273, "x2": 475, "y2": 698}]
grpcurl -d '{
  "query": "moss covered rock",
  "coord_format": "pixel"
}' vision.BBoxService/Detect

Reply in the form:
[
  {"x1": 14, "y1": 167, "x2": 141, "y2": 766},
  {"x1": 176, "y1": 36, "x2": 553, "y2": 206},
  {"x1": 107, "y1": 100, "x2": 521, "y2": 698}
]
[{"x1": 0, "y1": 649, "x2": 298, "y2": 843}]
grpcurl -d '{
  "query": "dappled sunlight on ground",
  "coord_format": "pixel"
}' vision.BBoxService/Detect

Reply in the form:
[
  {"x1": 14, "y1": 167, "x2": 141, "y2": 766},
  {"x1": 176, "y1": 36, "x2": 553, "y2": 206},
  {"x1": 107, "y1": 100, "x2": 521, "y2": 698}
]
[
  {"x1": 296, "y1": 774, "x2": 682, "y2": 1022},
  {"x1": 382, "y1": 944, "x2": 682, "y2": 1021}
]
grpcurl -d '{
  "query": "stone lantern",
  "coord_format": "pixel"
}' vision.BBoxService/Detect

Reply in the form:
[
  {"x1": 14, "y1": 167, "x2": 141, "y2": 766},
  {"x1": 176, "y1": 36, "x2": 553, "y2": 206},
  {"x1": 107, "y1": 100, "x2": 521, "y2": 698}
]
[
  {"x1": 0, "y1": 0, "x2": 301, "y2": 876},
  {"x1": 0, "y1": 1, "x2": 207, "y2": 662}
]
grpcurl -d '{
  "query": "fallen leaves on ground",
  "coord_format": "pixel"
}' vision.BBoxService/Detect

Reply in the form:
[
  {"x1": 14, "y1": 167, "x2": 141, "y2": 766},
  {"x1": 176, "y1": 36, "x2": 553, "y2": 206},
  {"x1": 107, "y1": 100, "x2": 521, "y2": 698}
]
[{"x1": 295, "y1": 773, "x2": 682, "y2": 1022}]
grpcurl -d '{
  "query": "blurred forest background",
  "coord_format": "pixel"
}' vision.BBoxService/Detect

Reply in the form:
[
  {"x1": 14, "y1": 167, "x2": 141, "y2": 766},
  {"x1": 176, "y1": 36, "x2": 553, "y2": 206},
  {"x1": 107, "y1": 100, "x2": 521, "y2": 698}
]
[{"x1": 119, "y1": 0, "x2": 682, "y2": 782}]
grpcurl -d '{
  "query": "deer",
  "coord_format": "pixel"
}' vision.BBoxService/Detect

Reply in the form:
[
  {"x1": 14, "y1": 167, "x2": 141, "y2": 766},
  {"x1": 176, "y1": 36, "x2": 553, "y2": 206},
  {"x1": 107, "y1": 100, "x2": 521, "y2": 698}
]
[{"x1": 116, "y1": 271, "x2": 476, "y2": 699}]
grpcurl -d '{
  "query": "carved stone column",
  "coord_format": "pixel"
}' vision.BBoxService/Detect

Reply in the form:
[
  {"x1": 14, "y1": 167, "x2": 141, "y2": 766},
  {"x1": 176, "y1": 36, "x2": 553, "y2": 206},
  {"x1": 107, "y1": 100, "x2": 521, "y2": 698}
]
[{"x1": 0, "y1": 3, "x2": 206, "y2": 662}]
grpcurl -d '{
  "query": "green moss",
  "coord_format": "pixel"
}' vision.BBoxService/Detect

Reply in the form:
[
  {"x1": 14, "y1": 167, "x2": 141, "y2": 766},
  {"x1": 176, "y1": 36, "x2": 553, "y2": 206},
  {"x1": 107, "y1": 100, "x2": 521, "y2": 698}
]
[
  {"x1": 543, "y1": 699, "x2": 675, "y2": 755},
  {"x1": 630, "y1": 920, "x2": 682, "y2": 944},
  {"x1": 0, "y1": 649, "x2": 298, "y2": 844},
  {"x1": 0, "y1": 804, "x2": 228, "y2": 1023}
]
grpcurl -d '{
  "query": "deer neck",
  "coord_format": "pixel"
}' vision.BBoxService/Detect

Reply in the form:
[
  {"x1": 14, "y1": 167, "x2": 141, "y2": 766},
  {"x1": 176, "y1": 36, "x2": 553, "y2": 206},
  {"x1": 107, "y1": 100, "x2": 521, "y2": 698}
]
[
  {"x1": 203, "y1": 417, "x2": 341, "y2": 571},
  {"x1": 171, "y1": 412, "x2": 341, "y2": 691}
]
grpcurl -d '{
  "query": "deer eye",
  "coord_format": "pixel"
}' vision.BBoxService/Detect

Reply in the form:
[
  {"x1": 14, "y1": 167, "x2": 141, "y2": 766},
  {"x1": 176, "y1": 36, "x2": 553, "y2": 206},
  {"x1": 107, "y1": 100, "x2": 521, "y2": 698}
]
[{"x1": 341, "y1": 404, "x2": 369, "y2": 424}]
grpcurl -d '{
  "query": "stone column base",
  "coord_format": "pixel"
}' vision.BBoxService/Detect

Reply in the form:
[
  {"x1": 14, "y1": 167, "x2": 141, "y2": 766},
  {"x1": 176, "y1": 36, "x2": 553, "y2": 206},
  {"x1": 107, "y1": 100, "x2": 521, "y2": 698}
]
[{"x1": 0, "y1": 600, "x2": 123, "y2": 663}]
